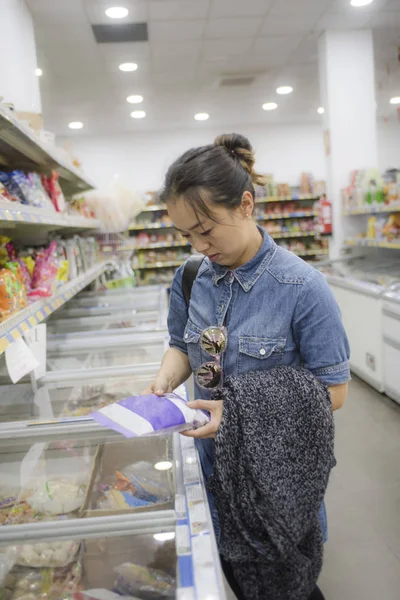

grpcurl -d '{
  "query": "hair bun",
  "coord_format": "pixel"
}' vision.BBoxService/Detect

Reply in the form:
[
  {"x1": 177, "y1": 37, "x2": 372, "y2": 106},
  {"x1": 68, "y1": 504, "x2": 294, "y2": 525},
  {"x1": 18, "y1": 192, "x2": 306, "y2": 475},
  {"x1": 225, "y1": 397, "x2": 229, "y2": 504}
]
[{"x1": 214, "y1": 133, "x2": 266, "y2": 187}]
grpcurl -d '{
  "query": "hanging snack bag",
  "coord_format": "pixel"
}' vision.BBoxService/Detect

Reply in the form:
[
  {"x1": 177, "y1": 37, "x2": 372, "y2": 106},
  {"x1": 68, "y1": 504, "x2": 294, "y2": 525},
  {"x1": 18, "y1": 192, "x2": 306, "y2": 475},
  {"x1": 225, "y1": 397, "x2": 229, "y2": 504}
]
[{"x1": 43, "y1": 171, "x2": 66, "y2": 212}]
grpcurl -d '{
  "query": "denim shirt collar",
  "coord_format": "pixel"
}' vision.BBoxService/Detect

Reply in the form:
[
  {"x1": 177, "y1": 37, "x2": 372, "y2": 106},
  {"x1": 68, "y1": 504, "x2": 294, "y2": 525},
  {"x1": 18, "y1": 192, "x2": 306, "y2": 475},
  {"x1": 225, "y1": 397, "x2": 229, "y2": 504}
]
[{"x1": 208, "y1": 227, "x2": 276, "y2": 292}]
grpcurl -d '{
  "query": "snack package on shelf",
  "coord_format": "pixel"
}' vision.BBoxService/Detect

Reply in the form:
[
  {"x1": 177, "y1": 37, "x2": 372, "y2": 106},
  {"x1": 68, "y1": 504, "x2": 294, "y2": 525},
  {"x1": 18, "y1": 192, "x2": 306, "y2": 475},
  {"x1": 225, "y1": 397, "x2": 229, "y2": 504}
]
[
  {"x1": 26, "y1": 173, "x2": 55, "y2": 211},
  {"x1": 0, "y1": 172, "x2": 27, "y2": 204},
  {"x1": 383, "y1": 214, "x2": 400, "y2": 242},
  {"x1": 0, "y1": 181, "x2": 19, "y2": 203},
  {"x1": 0, "y1": 266, "x2": 28, "y2": 322},
  {"x1": 90, "y1": 392, "x2": 210, "y2": 438},
  {"x1": 29, "y1": 241, "x2": 59, "y2": 299},
  {"x1": 41, "y1": 171, "x2": 66, "y2": 213}
]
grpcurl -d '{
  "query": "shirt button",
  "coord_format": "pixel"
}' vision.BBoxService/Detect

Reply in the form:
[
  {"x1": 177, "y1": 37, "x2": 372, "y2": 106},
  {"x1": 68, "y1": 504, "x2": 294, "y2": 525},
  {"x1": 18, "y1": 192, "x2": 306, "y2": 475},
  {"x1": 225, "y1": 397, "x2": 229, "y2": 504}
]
[
  {"x1": 259, "y1": 348, "x2": 266, "y2": 356},
  {"x1": 185, "y1": 333, "x2": 188, "y2": 339}
]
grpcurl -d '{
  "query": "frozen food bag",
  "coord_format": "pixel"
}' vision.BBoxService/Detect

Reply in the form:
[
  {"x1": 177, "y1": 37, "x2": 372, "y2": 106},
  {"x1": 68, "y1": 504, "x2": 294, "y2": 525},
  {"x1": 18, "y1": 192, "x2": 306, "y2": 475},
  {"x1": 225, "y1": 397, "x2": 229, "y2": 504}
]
[
  {"x1": 113, "y1": 562, "x2": 175, "y2": 599},
  {"x1": 90, "y1": 392, "x2": 209, "y2": 438}
]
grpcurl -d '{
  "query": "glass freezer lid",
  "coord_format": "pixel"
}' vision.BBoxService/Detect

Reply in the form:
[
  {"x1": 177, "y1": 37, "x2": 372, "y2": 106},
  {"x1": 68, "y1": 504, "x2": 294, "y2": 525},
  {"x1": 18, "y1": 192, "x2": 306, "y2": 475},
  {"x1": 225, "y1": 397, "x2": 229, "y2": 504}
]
[
  {"x1": 68, "y1": 289, "x2": 166, "y2": 309},
  {"x1": 55, "y1": 301, "x2": 163, "y2": 319},
  {"x1": 46, "y1": 341, "x2": 165, "y2": 372},
  {"x1": 0, "y1": 369, "x2": 160, "y2": 425},
  {"x1": 0, "y1": 433, "x2": 176, "y2": 528},
  {"x1": 1, "y1": 530, "x2": 179, "y2": 600},
  {"x1": 47, "y1": 311, "x2": 164, "y2": 335}
]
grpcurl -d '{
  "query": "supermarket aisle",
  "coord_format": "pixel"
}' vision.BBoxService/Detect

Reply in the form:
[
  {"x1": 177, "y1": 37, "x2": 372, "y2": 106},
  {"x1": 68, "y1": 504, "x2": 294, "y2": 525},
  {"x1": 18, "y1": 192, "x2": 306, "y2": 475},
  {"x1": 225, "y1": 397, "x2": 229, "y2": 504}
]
[
  {"x1": 224, "y1": 377, "x2": 400, "y2": 600},
  {"x1": 320, "y1": 376, "x2": 400, "y2": 599}
]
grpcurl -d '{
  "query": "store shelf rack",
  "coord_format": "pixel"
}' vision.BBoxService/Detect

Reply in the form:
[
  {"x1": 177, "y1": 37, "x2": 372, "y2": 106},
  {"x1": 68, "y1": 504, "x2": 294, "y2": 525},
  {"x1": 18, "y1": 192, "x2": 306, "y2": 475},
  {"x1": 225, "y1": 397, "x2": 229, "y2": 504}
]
[
  {"x1": 0, "y1": 200, "x2": 100, "y2": 231},
  {"x1": 256, "y1": 195, "x2": 319, "y2": 204},
  {"x1": 343, "y1": 203, "x2": 400, "y2": 216},
  {"x1": 134, "y1": 261, "x2": 183, "y2": 270},
  {"x1": 129, "y1": 223, "x2": 174, "y2": 231},
  {"x1": 136, "y1": 241, "x2": 190, "y2": 250},
  {"x1": 139, "y1": 205, "x2": 168, "y2": 213},
  {"x1": 257, "y1": 212, "x2": 316, "y2": 221},
  {"x1": 273, "y1": 231, "x2": 316, "y2": 240},
  {"x1": 344, "y1": 238, "x2": 400, "y2": 250},
  {"x1": 0, "y1": 105, "x2": 94, "y2": 196},
  {"x1": 0, "y1": 262, "x2": 110, "y2": 355}
]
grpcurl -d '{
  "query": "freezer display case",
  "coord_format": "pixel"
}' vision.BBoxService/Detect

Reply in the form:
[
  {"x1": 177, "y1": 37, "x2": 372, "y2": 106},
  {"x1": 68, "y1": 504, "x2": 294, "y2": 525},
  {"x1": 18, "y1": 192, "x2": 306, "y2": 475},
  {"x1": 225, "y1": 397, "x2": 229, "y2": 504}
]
[
  {"x1": 0, "y1": 365, "x2": 160, "y2": 429},
  {"x1": 65, "y1": 285, "x2": 168, "y2": 311},
  {"x1": 0, "y1": 428, "x2": 226, "y2": 599},
  {"x1": 46, "y1": 332, "x2": 167, "y2": 372},
  {"x1": 318, "y1": 256, "x2": 400, "y2": 392},
  {"x1": 382, "y1": 284, "x2": 400, "y2": 404}
]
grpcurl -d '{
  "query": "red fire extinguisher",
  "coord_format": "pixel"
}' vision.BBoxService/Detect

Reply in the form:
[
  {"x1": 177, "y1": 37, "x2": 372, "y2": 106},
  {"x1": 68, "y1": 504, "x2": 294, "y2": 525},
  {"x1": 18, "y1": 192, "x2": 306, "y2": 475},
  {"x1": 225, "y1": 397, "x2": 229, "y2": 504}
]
[{"x1": 317, "y1": 194, "x2": 332, "y2": 236}]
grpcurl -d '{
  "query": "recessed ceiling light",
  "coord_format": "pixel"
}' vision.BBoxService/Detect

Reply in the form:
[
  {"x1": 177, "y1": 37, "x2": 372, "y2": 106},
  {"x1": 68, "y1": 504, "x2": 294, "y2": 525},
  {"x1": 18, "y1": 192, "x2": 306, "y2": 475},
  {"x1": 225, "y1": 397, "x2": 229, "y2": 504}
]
[
  {"x1": 35, "y1": 68, "x2": 43, "y2": 77},
  {"x1": 153, "y1": 532, "x2": 176, "y2": 542},
  {"x1": 105, "y1": 6, "x2": 129, "y2": 18},
  {"x1": 131, "y1": 110, "x2": 146, "y2": 119},
  {"x1": 68, "y1": 121, "x2": 83, "y2": 130},
  {"x1": 119, "y1": 62, "x2": 138, "y2": 72},
  {"x1": 194, "y1": 113, "x2": 209, "y2": 121},
  {"x1": 390, "y1": 96, "x2": 400, "y2": 105},
  {"x1": 154, "y1": 461, "x2": 173, "y2": 471},
  {"x1": 262, "y1": 102, "x2": 278, "y2": 111},
  {"x1": 127, "y1": 95, "x2": 143, "y2": 104},
  {"x1": 350, "y1": 0, "x2": 373, "y2": 6},
  {"x1": 317, "y1": 107, "x2": 325, "y2": 114},
  {"x1": 276, "y1": 86, "x2": 293, "y2": 95}
]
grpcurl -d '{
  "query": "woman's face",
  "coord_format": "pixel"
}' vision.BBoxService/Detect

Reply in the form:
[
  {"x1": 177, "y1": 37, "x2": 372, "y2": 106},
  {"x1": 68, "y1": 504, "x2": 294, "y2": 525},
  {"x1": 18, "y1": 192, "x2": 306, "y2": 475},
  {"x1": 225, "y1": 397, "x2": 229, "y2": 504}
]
[{"x1": 167, "y1": 193, "x2": 257, "y2": 269}]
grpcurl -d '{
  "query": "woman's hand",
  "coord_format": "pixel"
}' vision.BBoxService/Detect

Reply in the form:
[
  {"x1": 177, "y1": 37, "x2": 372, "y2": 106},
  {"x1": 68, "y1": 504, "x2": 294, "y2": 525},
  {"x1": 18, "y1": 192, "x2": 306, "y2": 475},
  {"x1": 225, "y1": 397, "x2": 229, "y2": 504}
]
[
  {"x1": 182, "y1": 399, "x2": 223, "y2": 439},
  {"x1": 142, "y1": 374, "x2": 173, "y2": 397}
]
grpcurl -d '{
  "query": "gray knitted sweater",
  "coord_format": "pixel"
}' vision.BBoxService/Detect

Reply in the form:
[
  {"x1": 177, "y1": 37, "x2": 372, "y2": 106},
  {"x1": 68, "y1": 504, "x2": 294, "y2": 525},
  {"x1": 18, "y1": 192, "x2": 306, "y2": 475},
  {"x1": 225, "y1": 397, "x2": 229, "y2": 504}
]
[{"x1": 208, "y1": 366, "x2": 335, "y2": 600}]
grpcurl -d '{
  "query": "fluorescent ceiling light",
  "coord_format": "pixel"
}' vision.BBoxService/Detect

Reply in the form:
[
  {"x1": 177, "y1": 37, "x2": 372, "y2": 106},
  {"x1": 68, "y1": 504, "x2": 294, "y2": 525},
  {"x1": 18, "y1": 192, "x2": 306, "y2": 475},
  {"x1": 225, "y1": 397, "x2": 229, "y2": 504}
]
[
  {"x1": 276, "y1": 86, "x2": 293, "y2": 95},
  {"x1": 119, "y1": 62, "x2": 138, "y2": 72},
  {"x1": 390, "y1": 97, "x2": 400, "y2": 105},
  {"x1": 127, "y1": 95, "x2": 143, "y2": 104},
  {"x1": 153, "y1": 532, "x2": 176, "y2": 542},
  {"x1": 194, "y1": 113, "x2": 209, "y2": 121},
  {"x1": 350, "y1": 0, "x2": 373, "y2": 6},
  {"x1": 131, "y1": 110, "x2": 146, "y2": 119},
  {"x1": 154, "y1": 461, "x2": 173, "y2": 471},
  {"x1": 35, "y1": 68, "x2": 43, "y2": 77},
  {"x1": 262, "y1": 102, "x2": 278, "y2": 111},
  {"x1": 68, "y1": 121, "x2": 83, "y2": 130},
  {"x1": 105, "y1": 6, "x2": 129, "y2": 18},
  {"x1": 317, "y1": 107, "x2": 325, "y2": 114}
]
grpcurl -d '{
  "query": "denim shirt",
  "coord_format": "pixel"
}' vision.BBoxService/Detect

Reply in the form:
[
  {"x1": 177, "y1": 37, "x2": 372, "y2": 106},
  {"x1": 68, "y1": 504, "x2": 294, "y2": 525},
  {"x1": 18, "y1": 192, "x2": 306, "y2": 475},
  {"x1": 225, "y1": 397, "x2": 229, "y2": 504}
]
[{"x1": 168, "y1": 228, "x2": 350, "y2": 539}]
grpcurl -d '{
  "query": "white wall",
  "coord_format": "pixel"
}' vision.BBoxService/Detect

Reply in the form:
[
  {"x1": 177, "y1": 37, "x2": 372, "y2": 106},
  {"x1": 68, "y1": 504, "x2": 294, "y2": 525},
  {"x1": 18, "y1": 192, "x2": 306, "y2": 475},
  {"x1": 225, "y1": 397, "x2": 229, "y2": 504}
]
[{"x1": 63, "y1": 120, "x2": 400, "y2": 195}]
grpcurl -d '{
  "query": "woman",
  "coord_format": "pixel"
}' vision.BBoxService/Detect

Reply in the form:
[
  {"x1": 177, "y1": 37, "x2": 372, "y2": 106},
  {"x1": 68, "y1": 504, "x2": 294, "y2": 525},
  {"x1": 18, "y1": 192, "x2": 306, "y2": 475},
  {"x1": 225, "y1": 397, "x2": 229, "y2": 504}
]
[{"x1": 146, "y1": 133, "x2": 350, "y2": 599}]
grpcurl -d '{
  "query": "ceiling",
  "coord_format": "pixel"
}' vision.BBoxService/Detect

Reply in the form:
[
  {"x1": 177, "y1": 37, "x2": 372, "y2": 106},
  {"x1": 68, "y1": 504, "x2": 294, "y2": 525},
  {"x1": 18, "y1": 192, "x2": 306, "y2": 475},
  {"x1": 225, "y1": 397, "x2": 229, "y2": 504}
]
[{"x1": 26, "y1": 0, "x2": 400, "y2": 135}]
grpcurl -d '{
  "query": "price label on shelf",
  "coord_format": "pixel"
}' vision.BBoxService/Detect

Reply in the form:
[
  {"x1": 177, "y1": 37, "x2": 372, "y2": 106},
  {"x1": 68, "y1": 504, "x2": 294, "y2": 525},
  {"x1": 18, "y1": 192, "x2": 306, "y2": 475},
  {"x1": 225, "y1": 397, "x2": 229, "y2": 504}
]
[
  {"x1": 24, "y1": 324, "x2": 47, "y2": 379},
  {"x1": 5, "y1": 337, "x2": 40, "y2": 383}
]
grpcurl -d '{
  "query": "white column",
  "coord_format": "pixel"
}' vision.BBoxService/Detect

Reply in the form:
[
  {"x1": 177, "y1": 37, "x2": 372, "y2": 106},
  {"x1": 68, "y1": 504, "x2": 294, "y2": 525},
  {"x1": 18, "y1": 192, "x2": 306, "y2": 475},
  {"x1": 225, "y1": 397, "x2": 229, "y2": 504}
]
[
  {"x1": 318, "y1": 30, "x2": 377, "y2": 259},
  {"x1": 0, "y1": 0, "x2": 41, "y2": 113}
]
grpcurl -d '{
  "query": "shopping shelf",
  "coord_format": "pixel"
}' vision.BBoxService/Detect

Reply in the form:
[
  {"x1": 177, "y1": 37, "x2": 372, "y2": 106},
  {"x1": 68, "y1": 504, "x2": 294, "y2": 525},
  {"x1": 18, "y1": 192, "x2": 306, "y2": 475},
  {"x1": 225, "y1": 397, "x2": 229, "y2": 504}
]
[
  {"x1": 0, "y1": 200, "x2": 100, "y2": 230},
  {"x1": 256, "y1": 195, "x2": 319, "y2": 204},
  {"x1": 0, "y1": 105, "x2": 94, "y2": 196},
  {"x1": 139, "y1": 205, "x2": 168, "y2": 213},
  {"x1": 136, "y1": 241, "x2": 191, "y2": 250},
  {"x1": 343, "y1": 203, "x2": 400, "y2": 216},
  {"x1": 134, "y1": 261, "x2": 183, "y2": 270},
  {"x1": 296, "y1": 249, "x2": 329, "y2": 257},
  {"x1": 257, "y1": 212, "x2": 316, "y2": 221},
  {"x1": 0, "y1": 262, "x2": 110, "y2": 355},
  {"x1": 129, "y1": 223, "x2": 174, "y2": 231},
  {"x1": 272, "y1": 231, "x2": 316, "y2": 240},
  {"x1": 344, "y1": 238, "x2": 400, "y2": 250}
]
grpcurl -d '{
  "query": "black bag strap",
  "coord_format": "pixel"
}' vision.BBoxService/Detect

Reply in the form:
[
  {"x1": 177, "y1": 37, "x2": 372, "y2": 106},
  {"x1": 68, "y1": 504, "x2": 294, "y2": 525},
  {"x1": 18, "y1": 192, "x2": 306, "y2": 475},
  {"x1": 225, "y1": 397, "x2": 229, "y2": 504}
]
[{"x1": 182, "y1": 255, "x2": 204, "y2": 307}]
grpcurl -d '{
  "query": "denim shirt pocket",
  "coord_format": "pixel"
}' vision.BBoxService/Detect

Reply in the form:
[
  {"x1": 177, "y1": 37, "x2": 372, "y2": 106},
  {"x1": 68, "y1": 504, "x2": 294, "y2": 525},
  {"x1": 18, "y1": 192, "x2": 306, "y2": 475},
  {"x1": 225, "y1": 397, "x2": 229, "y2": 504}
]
[
  {"x1": 183, "y1": 319, "x2": 202, "y2": 370},
  {"x1": 237, "y1": 336, "x2": 286, "y2": 373}
]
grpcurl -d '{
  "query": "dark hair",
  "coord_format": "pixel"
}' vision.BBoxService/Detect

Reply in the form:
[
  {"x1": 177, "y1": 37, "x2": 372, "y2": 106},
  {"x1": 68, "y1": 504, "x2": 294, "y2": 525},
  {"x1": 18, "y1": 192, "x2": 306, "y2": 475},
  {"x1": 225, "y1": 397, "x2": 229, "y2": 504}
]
[{"x1": 160, "y1": 133, "x2": 266, "y2": 221}]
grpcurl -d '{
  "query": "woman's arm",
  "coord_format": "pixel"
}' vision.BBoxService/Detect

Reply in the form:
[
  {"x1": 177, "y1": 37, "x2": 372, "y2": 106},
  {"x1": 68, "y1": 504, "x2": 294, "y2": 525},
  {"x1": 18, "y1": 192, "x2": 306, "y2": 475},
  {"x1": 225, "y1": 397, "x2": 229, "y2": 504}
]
[
  {"x1": 143, "y1": 348, "x2": 192, "y2": 395},
  {"x1": 329, "y1": 382, "x2": 348, "y2": 411}
]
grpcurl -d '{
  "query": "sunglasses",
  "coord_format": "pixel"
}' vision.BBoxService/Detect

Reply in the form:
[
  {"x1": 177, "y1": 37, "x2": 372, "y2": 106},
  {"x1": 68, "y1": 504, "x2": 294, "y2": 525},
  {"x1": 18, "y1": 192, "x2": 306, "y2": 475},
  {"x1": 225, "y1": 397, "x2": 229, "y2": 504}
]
[{"x1": 195, "y1": 326, "x2": 228, "y2": 389}]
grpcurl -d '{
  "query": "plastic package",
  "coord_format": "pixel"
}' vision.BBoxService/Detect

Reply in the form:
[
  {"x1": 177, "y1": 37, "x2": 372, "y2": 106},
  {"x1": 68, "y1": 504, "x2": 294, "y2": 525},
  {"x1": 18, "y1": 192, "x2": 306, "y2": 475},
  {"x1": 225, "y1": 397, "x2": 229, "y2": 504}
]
[
  {"x1": 96, "y1": 461, "x2": 171, "y2": 511},
  {"x1": 42, "y1": 172, "x2": 66, "y2": 213},
  {"x1": 26, "y1": 173, "x2": 55, "y2": 211},
  {"x1": 113, "y1": 563, "x2": 175, "y2": 599},
  {"x1": 11, "y1": 541, "x2": 80, "y2": 569},
  {"x1": 29, "y1": 242, "x2": 58, "y2": 298},
  {"x1": 2, "y1": 560, "x2": 82, "y2": 600},
  {"x1": 0, "y1": 172, "x2": 26, "y2": 204},
  {"x1": 62, "y1": 384, "x2": 134, "y2": 418},
  {"x1": 0, "y1": 267, "x2": 28, "y2": 322},
  {"x1": 91, "y1": 392, "x2": 209, "y2": 438},
  {"x1": 0, "y1": 181, "x2": 18, "y2": 203},
  {"x1": 25, "y1": 478, "x2": 86, "y2": 516}
]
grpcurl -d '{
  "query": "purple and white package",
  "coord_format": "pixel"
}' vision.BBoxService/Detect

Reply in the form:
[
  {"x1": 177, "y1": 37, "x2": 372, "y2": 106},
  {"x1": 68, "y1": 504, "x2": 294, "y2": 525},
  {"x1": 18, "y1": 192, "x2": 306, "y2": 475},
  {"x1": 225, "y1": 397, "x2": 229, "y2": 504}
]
[{"x1": 90, "y1": 392, "x2": 209, "y2": 438}]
